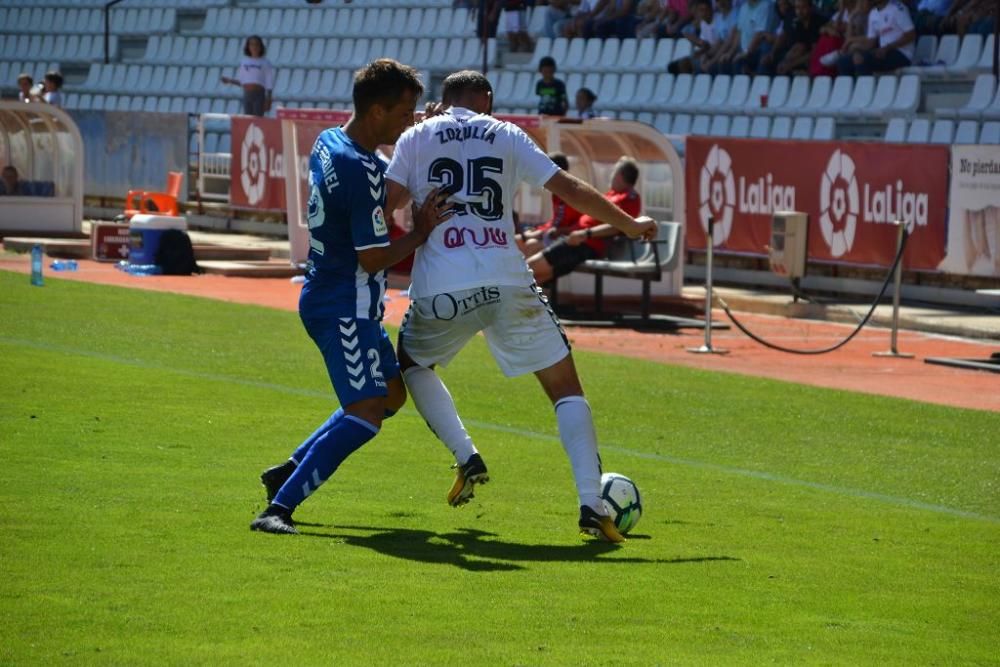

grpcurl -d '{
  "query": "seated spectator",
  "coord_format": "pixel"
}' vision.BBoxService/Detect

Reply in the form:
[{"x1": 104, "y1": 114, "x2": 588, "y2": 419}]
[
  {"x1": 914, "y1": 0, "x2": 950, "y2": 34},
  {"x1": 545, "y1": 0, "x2": 576, "y2": 38},
  {"x1": 516, "y1": 152, "x2": 584, "y2": 257},
  {"x1": 837, "y1": 0, "x2": 915, "y2": 76},
  {"x1": 835, "y1": 0, "x2": 872, "y2": 63},
  {"x1": 692, "y1": 0, "x2": 740, "y2": 74},
  {"x1": 727, "y1": 0, "x2": 779, "y2": 75},
  {"x1": 573, "y1": 87, "x2": 599, "y2": 119},
  {"x1": 637, "y1": 0, "x2": 693, "y2": 38},
  {"x1": 41, "y1": 71, "x2": 63, "y2": 107},
  {"x1": 749, "y1": 0, "x2": 794, "y2": 75},
  {"x1": 536, "y1": 56, "x2": 569, "y2": 116},
  {"x1": 560, "y1": 0, "x2": 596, "y2": 37},
  {"x1": 527, "y1": 157, "x2": 642, "y2": 285},
  {"x1": 0, "y1": 166, "x2": 25, "y2": 196},
  {"x1": 809, "y1": 0, "x2": 855, "y2": 76},
  {"x1": 941, "y1": 0, "x2": 997, "y2": 37},
  {"x1": 635, "y1": 0, "x2": 665, "y2": 37},
  {"x1": 585, "y1": 0, "x2": 640, "y2": 39},
  {"x1": 774, "y1": 0, "x2": 822, "y2": 75},
  {"x1": 503, "y1": 0, "x2": 535, "y2": 52},
  {"x1": 16, "y1": 73, "x2": 33, "y2": 103},
  {"x1": 668, "y1": 0, "x2": 719, "y2": 74}
]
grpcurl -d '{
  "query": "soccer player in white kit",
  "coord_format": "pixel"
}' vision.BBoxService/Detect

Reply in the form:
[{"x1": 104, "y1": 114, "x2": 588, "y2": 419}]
[{"x1": 385, "y1": 70, "x2": 656, "y2": 543}]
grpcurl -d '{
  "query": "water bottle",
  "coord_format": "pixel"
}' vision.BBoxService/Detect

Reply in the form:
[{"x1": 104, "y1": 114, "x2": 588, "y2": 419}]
[
  {"x1": 50, "y1": 260, "x2": 79, "y2": 272},
  {"x1": 30, "y1": 245, "x2": 43, "y2": 286}
]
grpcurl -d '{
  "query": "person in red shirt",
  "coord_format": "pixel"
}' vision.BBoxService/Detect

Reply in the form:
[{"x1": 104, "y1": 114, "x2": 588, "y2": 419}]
[
  {"x1": 527, "y1": 156, "x2": 642, "y2": 285},
  {"x1": 516, "y1": 152, "x2": 584, "y2": 257}
]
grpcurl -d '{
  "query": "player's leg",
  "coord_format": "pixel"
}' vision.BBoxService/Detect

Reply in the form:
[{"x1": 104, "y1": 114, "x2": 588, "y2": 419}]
[
  {"x1": 529, "y1": 240, "x2": 596, "y2": 286},
  {"x1": 487, "y1": 285, "x2": 624, "y2": 542},
  {"x1": 251, "y1": 319, "x2": 395, "y2": 534},
  {"x1": 398, "y1": 290, "x2": 491, "y2": 506},
  {"x1": 259, "y1": 329, "x2": 405, "y2": 502}
]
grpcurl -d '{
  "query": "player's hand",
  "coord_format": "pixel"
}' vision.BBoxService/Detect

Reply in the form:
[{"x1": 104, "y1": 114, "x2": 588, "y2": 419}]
[
  {"x1": 566, "y1": 231, "x2": 586, "y2": 246},
  {"x1": 628, "y1": 216, "x2": 657, "y2": 241},
  {"x1": 423, "y1": 101, "x2": 446, "y2": 119},
  {"x1": 411, "y1": 186, "x2": 454, "y2": 240}
]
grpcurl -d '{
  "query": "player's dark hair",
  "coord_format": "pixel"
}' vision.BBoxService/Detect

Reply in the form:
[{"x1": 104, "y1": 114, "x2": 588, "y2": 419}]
[
  {"x1": 538, "y1": 56, "x2": 557, "y2": 71},
  {"x1": 440, "y1": 70, "x2": 493, "y2": 106},
  {"x1": 353, "y1": 59, "x2": 424, "y2": 115},
  {"x1": 615, "y1": 157, "x2": 640, "y2": 186},
  {"x1": 548, "y1": 152, "x2": 569, "y2": 171},
  {"x1": 577, "y1": 87, "x2": 597, "y2": 103},
  {"x1": 244, "y1": 35, "x2": 267, "y2": 57}
]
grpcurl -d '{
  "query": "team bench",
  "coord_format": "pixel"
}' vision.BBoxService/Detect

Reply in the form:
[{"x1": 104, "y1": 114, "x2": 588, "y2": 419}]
[{"x1": 549, "y1": 220, "x2": 686, "y2": 324}]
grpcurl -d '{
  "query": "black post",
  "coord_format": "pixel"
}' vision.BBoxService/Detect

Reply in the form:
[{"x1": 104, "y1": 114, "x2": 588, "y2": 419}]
[{"x1": 104, "y1": 0, "x2": 125, "y2": 65}]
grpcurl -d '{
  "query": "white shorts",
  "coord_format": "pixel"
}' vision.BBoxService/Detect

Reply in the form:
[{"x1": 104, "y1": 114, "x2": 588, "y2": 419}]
[{"x1": 399, "y1": 284, "x2": 571, "y2": 377}]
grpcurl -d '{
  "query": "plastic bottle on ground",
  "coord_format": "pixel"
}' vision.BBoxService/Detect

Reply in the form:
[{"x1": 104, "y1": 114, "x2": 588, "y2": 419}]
[
  {"x1": 31, "y1": 245, "x2": 44, "y2": 286},
  {"x1": 50, "y1": 260, "x2": 79, "y2": 271}
]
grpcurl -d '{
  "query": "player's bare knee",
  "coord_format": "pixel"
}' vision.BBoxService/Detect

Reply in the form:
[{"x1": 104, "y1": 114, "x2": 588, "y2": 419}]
[
  {"x1": 344, "y1": 397, "x2": 385, "y2": 430},
  {"x1": 386, "y1": 376, "x2": 407, "y2": 413}
]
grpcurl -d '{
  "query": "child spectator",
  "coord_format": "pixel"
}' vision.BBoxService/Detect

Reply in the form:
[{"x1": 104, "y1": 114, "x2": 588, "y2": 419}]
[
  {"x1": 16, "y1": 73, "x2": 33, "y2": 103},
  {"x1": 536, "y1": 56, "x2": 569, "y2": 116},
  {"x1": 221, "y1": 35, "x2": 275, "y2": 116},
  {"x1": 574, "y1": 87, "x2": 599, "y2": 119},
  {"x1": 668, "y1": 0, "x2": 718, "y2": 74},
  {"x1": 837, "y1": 0, "x2": 914, "y2": 76},
  {"x1": 41, "y1": 71, "x2": 63, "y2": 107}
]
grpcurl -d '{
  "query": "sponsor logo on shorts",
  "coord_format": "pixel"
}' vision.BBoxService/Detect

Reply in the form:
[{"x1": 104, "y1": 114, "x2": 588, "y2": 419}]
[{"x1": 431, "y1": 286, "x2": 502, "y2": 320}]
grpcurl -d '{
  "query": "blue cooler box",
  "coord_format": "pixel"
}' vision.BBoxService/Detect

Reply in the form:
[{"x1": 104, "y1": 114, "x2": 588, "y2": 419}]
[{"x1": 129, "y1": 214, "x2": 188, "y2": 266}]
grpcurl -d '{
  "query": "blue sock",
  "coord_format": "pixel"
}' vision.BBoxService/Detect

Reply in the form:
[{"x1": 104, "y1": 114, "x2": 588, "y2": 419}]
[
  {"x1": 289, "y1": 408, "x2": 344, "y2": 465},
  {"x1": 272, "y1": 415, "x2": 379, "y2": 511}
]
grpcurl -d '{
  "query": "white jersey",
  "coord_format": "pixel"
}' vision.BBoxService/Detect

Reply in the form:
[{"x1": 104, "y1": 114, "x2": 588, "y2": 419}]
[
  {"x1": 386, "y1": 107, "x2": 559, "y2": 298},
  {"x1": 866, "y1": 0, "x2": 915, "y2": 60}
]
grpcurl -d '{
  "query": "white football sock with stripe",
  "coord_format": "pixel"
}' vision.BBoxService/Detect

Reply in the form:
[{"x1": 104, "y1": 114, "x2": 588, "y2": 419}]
[
  {"x1": 555, "y1": 395, "x2": 604, "y2": 513},
  {"x1": 402, "y1": 366, "x2": 478, "y2": 465}
]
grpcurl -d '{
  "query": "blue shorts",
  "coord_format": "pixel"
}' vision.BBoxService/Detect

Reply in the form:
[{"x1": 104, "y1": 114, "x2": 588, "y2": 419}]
[{"x1": 300, "y1": 315, "x2": 400, "y2": 406}]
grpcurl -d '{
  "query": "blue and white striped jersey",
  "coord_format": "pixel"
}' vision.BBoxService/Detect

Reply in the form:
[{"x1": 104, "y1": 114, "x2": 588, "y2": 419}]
[{"x1": 300, "y1": 127, "x2": 390, "y2": 321}]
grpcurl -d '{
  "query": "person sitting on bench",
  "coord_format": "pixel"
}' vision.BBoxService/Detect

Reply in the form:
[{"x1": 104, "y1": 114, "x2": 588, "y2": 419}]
[{"x1": 527, "y1": 156, "x2": 642, "y2": 285}]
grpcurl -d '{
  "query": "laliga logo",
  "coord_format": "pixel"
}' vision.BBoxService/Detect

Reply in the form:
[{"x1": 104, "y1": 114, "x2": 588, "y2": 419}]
[
  {"x1": 240, "y1": 123, "x2": 268, "y2": 205},
  {"x1": 819, "y1": 149, "x2": 859, "y2": 258},
  {"x1": 698, "y1": 144, "x2": 735, "y2": 246}
]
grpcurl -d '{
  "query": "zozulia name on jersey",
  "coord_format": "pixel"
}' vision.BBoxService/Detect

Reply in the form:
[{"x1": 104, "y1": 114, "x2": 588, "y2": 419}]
[{"x1": 435, "y1": 125, "x2": 497, "y2": 146}]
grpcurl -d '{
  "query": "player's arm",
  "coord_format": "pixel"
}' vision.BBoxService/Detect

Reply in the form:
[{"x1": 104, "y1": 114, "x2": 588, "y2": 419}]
[
  {"x1": 544, "y1": 170, "x2": 656, "y2": 240},
  {"x1": 385, "y1": 179, "x2": 412, "y2": 215},
  {"x1": 356, "y1": 188, "x2": 452, "y2": 274}
]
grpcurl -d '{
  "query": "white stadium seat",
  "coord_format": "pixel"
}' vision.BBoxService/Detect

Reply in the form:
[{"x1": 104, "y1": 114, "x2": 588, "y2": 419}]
[
  {"x1": 843, "y1": 76, "x2": 875, "y2": 116},
  {"x1": 979, "y1": 121, "x2": 1000, "y2": 143},
  {"x1": 770, "y1": 116, "x2": 791, "y2": 139},
  {"x1": 761, "y1": 76, "x2": 789, "y2": 115},
  {"x1": 722, "y1": 74, "x2": 751, "y2": 111},
  {"x1": 906, "y1": 118, "x2": 930, "y2": 143},
  {"x1": 750, "y1": 116, "x2": 771, "y2": 138},
  {"x1": 891, "y1": 75, "x2": 920, "y2": 115},
  {"x1": 930, "y1": 119, "x2": 954, "y2": 144},
  {"x1": 882, "y1": 118, "x2": 906, "y2": 144},
  {"x1": 923, "y1": 33, "x2": 959, "y2": 74},
  {"x1": 685, "y1": 74, "x2": 712, "y2": 108},
  {"x1": 824, "y1": 75, "x2": 853, "y2": 116},
  {"x1": 705, "y1": 75, "x2": 731, "y2": 109},
  {"x1": 942, "y1": 75, "x2": 997, "y2": 119},
  {"x1": 709, "y1": 114, "x2": 729, "y2": 136},
  {"x1": 670, "y1": 113, "x2": 692, "y2": 135},
  {"x1": 729, "y1": 115, "x2": 750, "y2": 137},
  {"x1": 955, "y1": 120, "x2": 979, "y2": 143},
  {"x1": 813, "y1": 117, "x2": 835, "y2": 140},
  {"x1": 663, "y1": 73, "x2": 692, "y2": 111},
  {"x1": 975, "y1": 35, "x2": 995, "y2": 72},
  {"x1": 799, "y1": 76, "x2": 831, "y2": 115},
  {"x1": 653, "y1": 112, "x2": 671, "y2": 134},
  {"x1": 948, "y1": 34, "x2": 983, "y2": 74},
  {"x1": 745, "y1": 76, "x2": 771, "y2": 112},
  {"x1": 790, "y1": 116, "x2": 813, "y2": 140}
]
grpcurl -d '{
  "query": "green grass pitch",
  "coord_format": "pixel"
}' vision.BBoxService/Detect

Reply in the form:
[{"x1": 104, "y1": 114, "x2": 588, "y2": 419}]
[{"x1": 1, "y1": 270, "x2": 998, "y2": 665}]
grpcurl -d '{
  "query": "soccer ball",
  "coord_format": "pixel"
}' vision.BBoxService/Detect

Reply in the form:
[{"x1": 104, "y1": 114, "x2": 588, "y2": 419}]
[{"x1": 600, "y1": 472, "x2": 642, "y2": 534}]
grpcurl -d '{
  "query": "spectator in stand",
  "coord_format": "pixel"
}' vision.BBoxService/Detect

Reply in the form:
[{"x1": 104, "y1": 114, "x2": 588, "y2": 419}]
[
  {"x1": 774, "y1": 0, "x2": 822, "y2": 74},
  {"x1": 635, "y1": 0, "x2": 664, "y2": 37},
  {"x1": 941, "y1": 0, "x2": 997, "y2": 37},
  {"x1": 573, "y1": 87, "x2": 599, "y2": 119},
  {"x1": 526, "y1": 157, "x2": 642, "y2": 286},
  {"x1": 221, "y1": 35, "x2": 275, "y2": 117},
  {"x1": 693, "y1": 0, "x2": 739, "y2": 74},
  {"x1": 536, "y1": 56, "x2": 569, "y2": 116},
  {"x1": 516, "y1": 152, "x2": 584, "y2": 257},
  {"x1": 637, "y1": 0, "x2": 693, "y2": 38},
  {"x1": 837, "y1": 0, "x2": 915, "y2": 76},
  {"x1": 559, "y1": 1, "x2": 596, "y2": 37},
  {"x1": 754, "y1": 0, "x2": 796, "y2": 75},
  {"x1": 836, "y1": 0, "x2": 872, "y2": 62},
  {"x1": 727, "y1": 0, "x2": 779, "y2": 75},
  {"x1": 585, "y1": 0, "x2": 640, "y2": 39},
  {"x1": 503, "y1": 0, "x2": 535, "y2": 52},
  {"x1": 545, "y1": 0, "x2": 575, "y2": 37},
  {"x1": 40, "y1": 71, "x2": 63, "y2": 107},
  {"x1": 16, "y1": 73, "x2": 33, "y2": 103},
  {"x1": 668, "y1": 0, "x2": 718, "y2": 74},
  {"x1": 809, "y1": 0, "x2": 854, "y2": 76},
  {"x1": 914, "y1": 0, "x2": 950, "y2": 34},
  {"x1": 0, "y1": 166, "x2": 25, "y2": 196}
]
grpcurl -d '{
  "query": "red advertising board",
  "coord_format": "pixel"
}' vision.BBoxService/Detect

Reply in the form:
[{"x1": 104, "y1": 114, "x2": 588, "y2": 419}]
[
  {"x1": 230, "y1": 116, "x2": 285, "y2": 210},
  {"x1": 684, "y1": 137, "x2": 949, "y2": 270}
]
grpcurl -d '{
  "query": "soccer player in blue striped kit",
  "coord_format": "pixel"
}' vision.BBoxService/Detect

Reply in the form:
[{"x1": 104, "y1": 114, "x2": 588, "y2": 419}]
[{"x1": 251, "y1": 60, "x2": 452, "y2": 535}]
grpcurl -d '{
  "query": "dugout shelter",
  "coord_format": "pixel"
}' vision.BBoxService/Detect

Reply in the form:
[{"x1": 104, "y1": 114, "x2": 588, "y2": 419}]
[
  {"x1": 0, "y1": 101, "x2": 84, "y2": 235},
  {"x1": 281, "y1": 111, "x2": 685, "y2": 297}
]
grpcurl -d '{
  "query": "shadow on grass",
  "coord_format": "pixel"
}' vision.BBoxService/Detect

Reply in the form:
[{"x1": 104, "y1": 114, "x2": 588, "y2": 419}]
[{"x1": 298, "y1": 525, "x2": 740, "y2": 572}]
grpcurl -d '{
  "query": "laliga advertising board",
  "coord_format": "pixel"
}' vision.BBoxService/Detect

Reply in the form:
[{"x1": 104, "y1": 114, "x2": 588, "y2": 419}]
[{"x1": 685, "y1": 137, "x2": 949, "y2": 271}]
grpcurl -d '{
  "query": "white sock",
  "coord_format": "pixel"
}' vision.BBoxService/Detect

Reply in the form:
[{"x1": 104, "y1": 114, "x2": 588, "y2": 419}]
[
  {"x1": 402, "y1": 366, "x2": 478, "y2": 464},
  {"x1": 554, "y1": 395, "x2": 604, "y2": 513}
]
